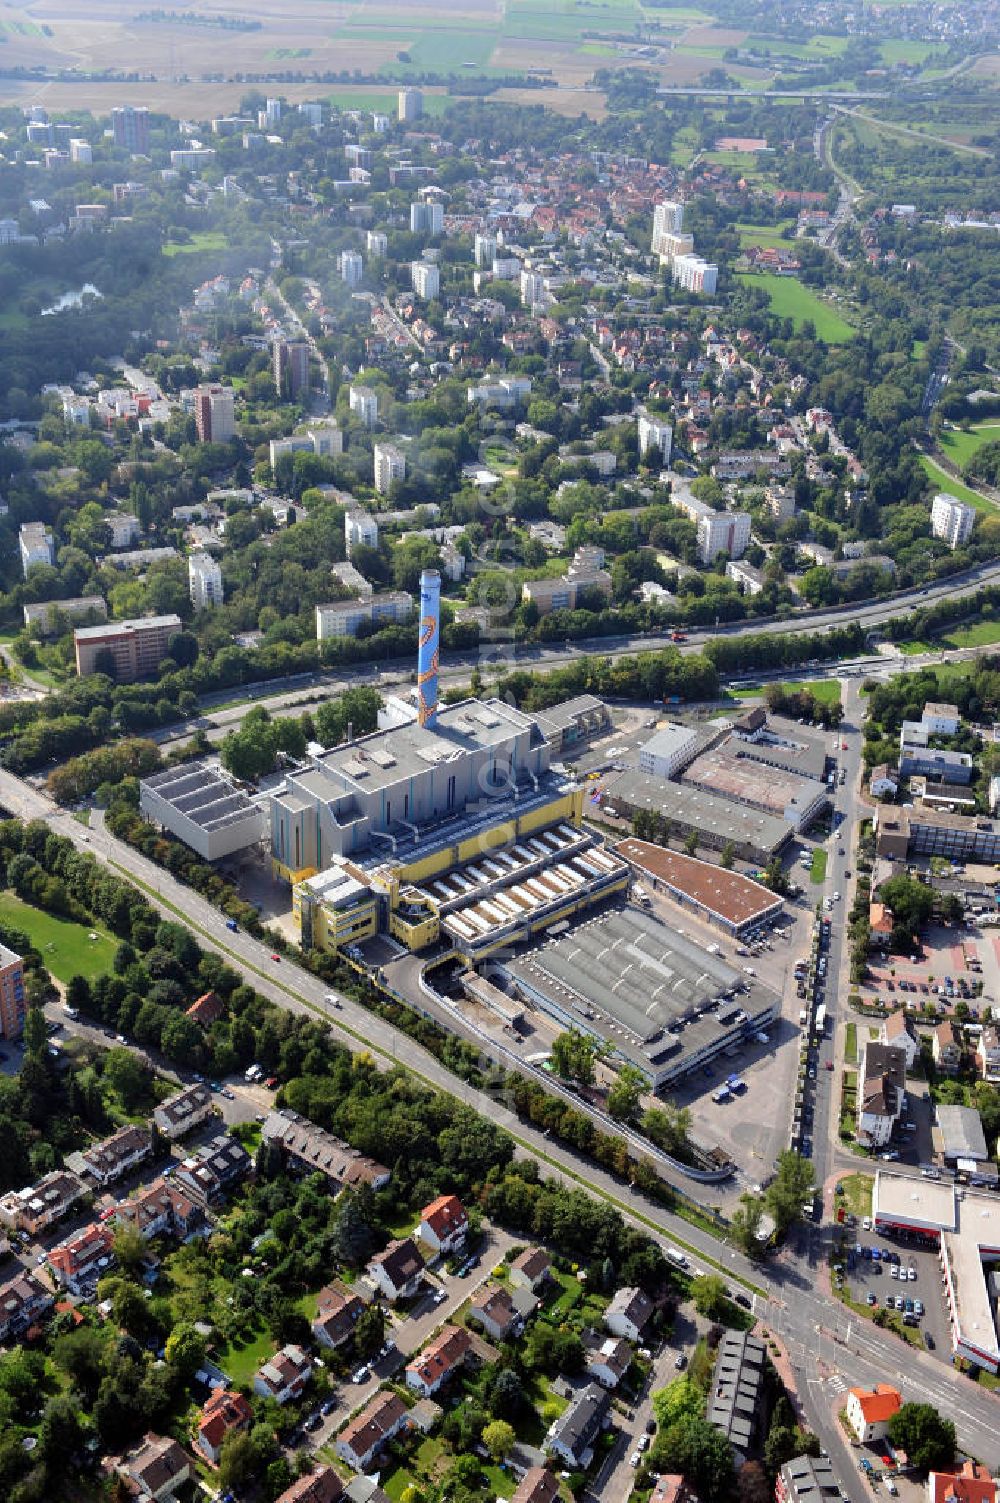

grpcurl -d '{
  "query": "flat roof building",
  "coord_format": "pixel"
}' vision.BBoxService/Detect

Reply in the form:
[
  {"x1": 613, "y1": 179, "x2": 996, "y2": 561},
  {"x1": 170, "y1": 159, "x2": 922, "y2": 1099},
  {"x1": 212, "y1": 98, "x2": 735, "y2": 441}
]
[
  {"x1": 74, "y1": 613, "x2": 181, "y2": 681},
  {"x1": 506, "y1": 906, "x2": 777, "y2": 1092},
  {"x1": 681, "y1": 744, "x2": 827, "y2": 832},
  {"x1": 23, "y1": 596, "x2": 106, "y2": 635},
  {"x1": 936, "y1": 1103, "x2": 988, "y2": 1163},
  {"x1": 140, "y1": 761, "x2": 265, "y2": 860},
  {"x1": 601, "y1": 769, "x2": 793, "y2": 863},
  {"x1": 706, "y1": 1330, "x2": 769, "y2": 1465}
]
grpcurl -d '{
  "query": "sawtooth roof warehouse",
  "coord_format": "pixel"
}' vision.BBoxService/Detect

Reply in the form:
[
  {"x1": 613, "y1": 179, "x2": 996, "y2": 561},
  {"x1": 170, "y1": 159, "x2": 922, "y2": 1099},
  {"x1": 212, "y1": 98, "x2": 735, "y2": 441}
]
[{"x1": 873, "y1": 1169, "x2": 1000, "y2": 1373}]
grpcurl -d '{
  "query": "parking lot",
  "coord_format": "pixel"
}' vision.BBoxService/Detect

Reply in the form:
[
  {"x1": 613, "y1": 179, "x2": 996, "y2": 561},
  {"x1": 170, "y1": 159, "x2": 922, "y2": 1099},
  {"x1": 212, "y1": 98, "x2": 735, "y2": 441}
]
[
  {"x1": 861, "y1": 919, "x2": 996, "y2": 1021},
  {"x1": 836, "y1": 1226, "x2": 950, "y2": 1359}
]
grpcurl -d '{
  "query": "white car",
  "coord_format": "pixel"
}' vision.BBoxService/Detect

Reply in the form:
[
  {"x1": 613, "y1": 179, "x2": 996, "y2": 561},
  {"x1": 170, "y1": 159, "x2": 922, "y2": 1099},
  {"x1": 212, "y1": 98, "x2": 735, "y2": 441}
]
[{"x1": 833, "y1": 891, "x2": 841, "y2": 902}]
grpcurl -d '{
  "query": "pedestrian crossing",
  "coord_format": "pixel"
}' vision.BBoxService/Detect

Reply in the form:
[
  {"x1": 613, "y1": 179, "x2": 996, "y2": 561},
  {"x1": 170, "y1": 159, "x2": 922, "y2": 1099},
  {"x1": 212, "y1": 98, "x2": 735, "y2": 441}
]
[{"x1": 828, "y1": 1374, "x2": 847, "y2": 1394}]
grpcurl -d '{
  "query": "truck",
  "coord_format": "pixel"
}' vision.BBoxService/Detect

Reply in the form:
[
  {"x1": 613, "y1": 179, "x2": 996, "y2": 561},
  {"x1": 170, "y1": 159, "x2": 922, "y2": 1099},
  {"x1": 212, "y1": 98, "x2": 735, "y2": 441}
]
[{"x1": 665, "y1": 1247, "x2": 689, "y2": 1269}]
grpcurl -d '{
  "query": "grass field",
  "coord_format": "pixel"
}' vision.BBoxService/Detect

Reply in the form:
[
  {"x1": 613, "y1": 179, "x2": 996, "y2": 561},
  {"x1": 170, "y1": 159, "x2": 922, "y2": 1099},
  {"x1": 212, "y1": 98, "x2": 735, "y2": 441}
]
[
  {"x1": 919, "y1": 455, "x2": 996, "y2": 515},
  {"x1": 162, "y1": 230, "x2": 229, "y2": 258},
  {"x1": 736, "y1": 273, "x2": 855, "y2": 342},
  {"x1": 0, "y1": 892, "x2": 117, "y2": 982},
  {"x1": 810, "y1": 848, "x2": 828, "y2": 884},
  {"x1": 736, "y1": 222, "x2": 797, "y2": 250},
  {"x1": 899, "y1": 616, "x2": 1000, "y2": 654},
  {"x1": 938, "y1": 423, "x2": 1000, "y2": 471}
]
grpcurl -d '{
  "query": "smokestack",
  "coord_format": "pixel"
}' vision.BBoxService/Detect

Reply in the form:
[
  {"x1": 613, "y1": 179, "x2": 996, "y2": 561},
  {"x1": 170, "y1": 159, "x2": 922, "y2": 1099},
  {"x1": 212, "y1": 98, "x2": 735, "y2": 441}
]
[{"x1": 417, "y1": 569, "x2": 441, "y2": 728}]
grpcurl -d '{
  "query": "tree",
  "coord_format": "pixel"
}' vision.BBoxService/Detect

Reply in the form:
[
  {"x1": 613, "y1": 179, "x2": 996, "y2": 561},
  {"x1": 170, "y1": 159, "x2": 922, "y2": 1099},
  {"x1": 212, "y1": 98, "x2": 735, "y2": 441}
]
[
  {"x1": 652, "y1": 1413, "x2": 735, "y2": 1503},
  {"x1": 691, "y1": 1273, "x2": 728, "y2": 1319},
  {"x1": 102, "y1": 1048, "x2": 148, "y2": 1110},
  {"x1": 352, "y1": 1303, "x2": 385, "y2": 1361},
  {"x1": 164, "y1": 1322, "x2": 206, "y2": 1379},
  {"x1": 730, "y1": 1192, "x2": 766, "y2": 1255},
  {"x1": 482, "y1": 1419, "x2": 516, "y2": 1463},
  {"x1": 39, "y1": 1393, "x2": 84, "y2": 1475},
  {"x1": 550, "y1": 1029, "x2": 598, "y2": 1085},
  {"x1": 684, "y1": 830, "x2": 699, "y2": 856},
  {"x1": 218, "y1": 1431, "x2": 262, "y2": 1494},
  {"x1": 652, "y1": 1375, "x2": 704, "y2": 1429},
  {"x1": 765, "y1": 1151, "x2": 815, "y2": 1236},
  {"x1": 887, "y1": 1403, "x2": 956, "y2": 1471},
  {"x1": 607, "y1": 1064, "x2": 646, "y2": 1121},
  {"x1": 641, "y1": 1105, "x2": 691, "y2": 1156},
  {"x1": 720, "y1": 842, "x2": 735, "y2": 870},
  {"x1": 22, "y1": 1006, "x2": 48, "y2": 1058},
  {"x1": 112, "y1": 1223, "x2": 147, "y2": 1277}
]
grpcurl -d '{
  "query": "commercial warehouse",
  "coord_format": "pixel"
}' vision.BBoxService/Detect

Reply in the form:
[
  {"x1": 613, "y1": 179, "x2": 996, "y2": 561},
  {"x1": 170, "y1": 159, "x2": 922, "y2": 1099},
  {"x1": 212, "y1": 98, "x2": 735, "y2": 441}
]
[
  {"x1": 139, "y1": 761, "x2": 266, "y2": 861},
  {"x1": 600, "y1": 769, "x2": 793, "y2": 864},
  {"x1": 504, "y1": 907, "x2": 777, "y2": 1091},
  {"x1": 681, "y1": 744, "x2": 827, "y2": 832},
  {"x1": 614, "y1": 839, "x2": 784, "y2": 939},
  {"x1": 873, "y1": 1170, "x2": 1000, "y2": 1373}
]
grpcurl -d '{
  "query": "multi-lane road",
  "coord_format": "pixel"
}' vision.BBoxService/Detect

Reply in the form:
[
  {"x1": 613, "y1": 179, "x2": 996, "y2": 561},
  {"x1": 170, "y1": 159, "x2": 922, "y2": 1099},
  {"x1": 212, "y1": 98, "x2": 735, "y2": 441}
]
[{"x1": 2, "y1": 759, "x2": 1000, "y2": 1472}]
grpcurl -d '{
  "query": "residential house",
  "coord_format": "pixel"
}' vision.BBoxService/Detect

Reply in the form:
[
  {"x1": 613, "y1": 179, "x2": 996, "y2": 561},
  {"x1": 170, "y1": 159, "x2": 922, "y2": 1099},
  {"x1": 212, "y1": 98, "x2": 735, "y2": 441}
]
[
  {"x1": 0, "y1": 1270, "x2": 54, "y2": 1342},
  {"x1": 509, "y1": 1468, "x2": 560, "y2": 1503},
  {"x1": 276, "y1": 1469, "x2": 344, "y2": 1503},
  {"x1": 254, "y1": 1343, "x2": 313, "y2": 1404},
  {"x1": 845, "y1": 1385, "x2": 901, "y2": 1443},
  {"x1": 870, "y1": 765, "x2": 899, "y2": 799},
  {"x1": 706, "y1": 1330, "x2": 769, "y2": 1465},
  {"x1": 0, "y1": 1169, "x2": 86, "y2": 1235},
  {"x1": 173, "y1": 1134, "x2": 251, "y2": 1208},
  {"x1": 650, "y1": 1480, "x2": 697, "y2": 1503},
  {"x1": 978, "y1": 1024, "x2": 1000, "y2": 1085},
  {"x1": 417, "y1": 1193, "x2": 468, "y2": 1255},
  {"x1": 68, "y1": 1123, "x2": 153, "y2": 1187},
  {"x1": 869, "y1": 903, "x2": 895, "y2": 951},
  {"x1": 263, "y1": 1109, "x2": 391, "y2": 1191},
  {"x1": 858, "y1": 1042, "x2": 906, "y2": 1149},
  {"x1": 587, "y1": 1335, "x2": 632, "y2": 1390},
  {"x1": 312, "y1": 1284, "x2": 365, "y2": 1349},
  {"x1": 116, "y1": 1432, "x2": 190, "y2": 1501},
  {"x1": 879, "y1": 1010, "x2": 919, "y2": 1072},
  {"x1": 545, "y1": 1383, "x2": 610, "y2": 1469},
  {"x1": 468, "y1": 1283, "x2": 522, "y2": 1342},
  {"x1": 934, "y1": 1020, "x2": 965, "y2": 1077},
  {"x1": 405, "y1": 1324, "x2": 472, "y2": 1397},
  {"x1": 197, "y1": 1388, "x2": 253, "y2": 1465},
  {"x1": 335, "y1": 1391, "x2": 411, "y2": 1472},
  {"x1": 776, "y1": 1454, "x2": 842, "y2": 1503},
  {"x1": 113, "y1": 1178, "x2": 201, "y2": 1243},
  {"x1": 509, "y1": 1247, "x2": 552, "y2": 1293},
  {"x1": 927, "y1": 1461, "x2": 998, "y2": 1503},
  {"x1": 367, "y1": 1238, "x2": 425, "y2": 1303},
  {"x1": 185, "y1": 991, "x2": 226, "y2": 1028},
  {"x1": 604, "y1": 1285, "x2": 653, "y2": 1342},
  {"x1": 47, "y1": 1222, "x2": 115, "y2": 1294},
  {"x1": 152, "y1": 1082, "x2": 214, "y2": 1140}
]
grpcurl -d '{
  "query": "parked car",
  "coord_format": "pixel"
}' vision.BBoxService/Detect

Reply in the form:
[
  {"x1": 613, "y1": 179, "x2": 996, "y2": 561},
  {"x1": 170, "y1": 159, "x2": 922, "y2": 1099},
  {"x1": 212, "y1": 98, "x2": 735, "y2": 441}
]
[{"x1": 674, "y1": 1353, "x2": 688, "y2": 1370}]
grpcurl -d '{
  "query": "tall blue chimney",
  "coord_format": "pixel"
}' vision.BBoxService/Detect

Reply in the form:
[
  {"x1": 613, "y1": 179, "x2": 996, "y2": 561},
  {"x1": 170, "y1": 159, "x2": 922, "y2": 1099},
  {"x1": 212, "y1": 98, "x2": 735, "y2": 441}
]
[{"x1": 417, "y1": 569, "x2": 440, "y2": 728}]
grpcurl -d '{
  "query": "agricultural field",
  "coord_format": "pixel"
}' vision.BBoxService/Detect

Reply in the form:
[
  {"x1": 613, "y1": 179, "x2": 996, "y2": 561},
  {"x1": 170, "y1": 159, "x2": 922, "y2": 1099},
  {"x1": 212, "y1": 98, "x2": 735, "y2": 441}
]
[{"x1": 736, "y1": 273, "x2": 855, "y2": 342}]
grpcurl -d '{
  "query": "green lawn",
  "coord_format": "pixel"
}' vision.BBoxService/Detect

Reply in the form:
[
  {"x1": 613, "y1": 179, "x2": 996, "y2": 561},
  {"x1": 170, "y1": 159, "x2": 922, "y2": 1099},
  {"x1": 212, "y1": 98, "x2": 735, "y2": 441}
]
[
  {"x1": 844, "y1": 1022, "x2": 857, "y2": 1064},
  {"x1": 737, "y1": 224, "x2": 797, "y2": 251},
  {"x1": 737, "y1": 273, "x2": 855, "y2": 342},
  {"x1": 0, "y1": 891, "x2": 117, "y2": 982},
  {"x1": 382, "y1": 1467, "x2": 419, "y2": 1502},
  {"x1": 838, "y1": 1171, "x2": 873, "y2": 1219},
  {"x1": 938, "y1": 423, "x2": 1000, "y2": 471},
  {"x1": 918, "y1": 455, "x2": 996, "y2": 516},
  {"x1": 898, "y1": 615, "x2": 1000, "y2": 654},
  {"x1": 214, "y1": 1326, "x2": 276, "y2": 1386},
  {"x1": 162, "y1": 230, "x2": 229, "y2": 257},
  {"x1": 810, "y1": 848, "x2": 828, "y2": 884}
]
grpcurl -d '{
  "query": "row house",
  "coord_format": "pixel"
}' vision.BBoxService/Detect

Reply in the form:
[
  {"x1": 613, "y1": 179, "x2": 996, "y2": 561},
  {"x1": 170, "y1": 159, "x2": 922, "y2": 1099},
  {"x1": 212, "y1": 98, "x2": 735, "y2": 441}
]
[
  {"x1": 152, "y1": 1082, "x2": 214, "y2": 1141},
  {"x1": 254, "y1": 1343, "x2": 313, "y2": 1404},
  {"x1": 262, "y1": 1109, "x2": 390, "y2": 1192},
  {"x1": 510, "y1": 1246, "x2": 552, "y2": 1292},
  {"x1": 469, "y1": 1283, "x2": 522, "y2": 1342},
  {"x1": 47, "y1": 1222, "x2": 115, "y2": 1294},
  {"x1": 405, "y1": 1324, "x2": 472, "y2": 1397},
  {"x1": 69, "y1": 1123, "x2": 153, "y2": 1187},
  {"x1": 173, "y1": 1134, "x2": 251, "y2": 1208},
  {"x1": 113, "y1": 1177, "x2": 201, "y2": 1243},
  {"x1": 0, "y1": 1169, "x2": 86, "y2": 1236},
  {"x1": 335, "y1": 1391, "x2": 411, "y2": 1472},
  {"x1": 0, "y1": 1270, "x2": 54, "y2": 1342},
  {"x1": 276, "y1": 1469, "x2": 344, "y2": 1503},
  {"x1": 604, "y1": 1285, "x2": 653, "y2": 1343}
]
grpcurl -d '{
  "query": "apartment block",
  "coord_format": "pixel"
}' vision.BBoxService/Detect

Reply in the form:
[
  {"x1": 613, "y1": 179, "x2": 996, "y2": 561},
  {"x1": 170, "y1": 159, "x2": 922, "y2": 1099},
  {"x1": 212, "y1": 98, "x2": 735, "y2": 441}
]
[
  {"x1": 19, "y1": 522, "x2": 54, "y2": 576},
  {"x1": 0, "y1": 943, "x2": 26, "y2": 1040},
  {"x1": 274, "y1": 340, "x2": 310, "y2": 400},
  {"x1": 697, "y1": 509, "x2": 751, "y2": 564},
  {"x1": 637, "y1": 410, "x2": 673, "y2": 463},
  {"x1": 188, "y1": 552, "x2": 223, "y2": 609},
  {"x1": 931, "y1": 492, "x2": 976, "y2": 549},
  {"x1": 345, "y1": 508, "x2": 378, "y2": 557},
  {"x1": 374, "y1": 442, "x2": 406, "y2": 493},
  {"x1": 341, "y1": 250, "x2": 363, "y2": 286},
  {"x1": 349, "y1": 385, "x2": 378, "y2": 428},
  {"x1": 672, "y1": 254, "x2": 718, "y2": 294},
  {"x1": 74, "y1": 614, "x2": 182, "y2": 681},
  {"x1": 193, "y1": 384, "x2": 235, "y2": 443},
  {"x1": 411, "y1": 261, "x2": 440, "y2": 300}
]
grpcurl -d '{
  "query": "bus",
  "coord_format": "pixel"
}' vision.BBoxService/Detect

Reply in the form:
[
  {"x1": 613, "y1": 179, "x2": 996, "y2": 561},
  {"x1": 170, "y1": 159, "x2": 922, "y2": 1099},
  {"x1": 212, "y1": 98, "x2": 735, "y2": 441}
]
[{"x1": 814, "y1": 1004, "x2": 827, "y2": 1038}]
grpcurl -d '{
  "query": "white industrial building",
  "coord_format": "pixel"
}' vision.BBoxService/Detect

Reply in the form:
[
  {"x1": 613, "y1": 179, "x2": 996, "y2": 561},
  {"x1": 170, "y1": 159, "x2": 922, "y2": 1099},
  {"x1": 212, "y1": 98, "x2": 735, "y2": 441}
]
[
  {"x1": 638, "y1": 722, "x2": 700, "y2": 780},
  {"x1": 930, "y1": 492, "x2": 976, "y2": 549},
  {"x1": 189, "y1": 553, "x2": 223, "y2": 609},
  {"x1": 140, "y1": 762, "x2": 266, "y2": 860}
]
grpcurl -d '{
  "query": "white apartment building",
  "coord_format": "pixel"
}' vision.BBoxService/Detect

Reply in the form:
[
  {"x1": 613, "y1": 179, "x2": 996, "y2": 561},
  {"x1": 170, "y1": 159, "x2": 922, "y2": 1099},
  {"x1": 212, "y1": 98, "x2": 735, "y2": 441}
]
[
  {"x1": 367, "y1": 230, "x2": 387, "y2": 257},
  {"x1": 652, "y1": 200, "x2": 684, "y2": 250},
  {"x1": 520, "y1": 270, "x2": 545, "y2": 308},
  {"x1": 492, "y1": 255, "x2": 521, "y2": 280},
  {"x1": 930, "y1": 492, "x2": 976, "y2": 549},
  {"x1": 467, "y1": 376, "x2": 531, "y2": 410},
  {"x1": 398, "y1": 88, "x2": 423, "y2": 122},
  {"x1": 345, "y1": 509, "x2": 378, "y2": 557},
  {"x1": 672, "y1": 254, "x2": 719, "y2": 295},
  {"x1": 411, "y1": 261, "x2": 440, "y2": 299},
  {"x1": 726, "y1": 559, "x2": 765, "y2": 595},
  {"x1": 189, "y1": 553, "x2": 223, "y2": 609},
  {"x1": 309, "y1": 422, "x2": 343, "y2": 458},
  {"x1": 410, "y1": 201, "x2": 443, "y2": 235},
  {"x1": 697, "y1": 509, "x2": 751, "y2": 564},
  {"x1": 341, "y1": 250, "x2": 363, "y2": 287},
  {"x1": 69, "y1": 139, "x2": 92, "y2": 164},
  {"x1": 19, "y1": 522, "x2": 54, "y2": 576},
  {"x1": 348, "y1": 385, "x2": 378, "y2": 429},
  {"x1": 315, "y1": 591, "x2": 412, "y2": 640},
  {"x1": 105, "y1": 512, "x2": 140, "y2": 549},
  {"x1": 63, "y1": 396, "x2": 91, "y2": 426},
  {"x1": 474, "y1": 232, "x2": 496, "y2": 267},
  {"x1": 373, "y1": 443, "x2": 406, "y2": 494},
  {"x1": 638, "y1": 410, "x2": 673, "y2": 463}
]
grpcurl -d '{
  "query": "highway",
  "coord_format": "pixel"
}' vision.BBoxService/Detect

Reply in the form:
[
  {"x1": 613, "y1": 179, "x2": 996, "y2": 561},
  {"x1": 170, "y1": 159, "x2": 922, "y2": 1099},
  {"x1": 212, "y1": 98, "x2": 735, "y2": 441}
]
[{"x1": 2, "y1": 761, "x2": 1000, "y2": 1469}]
